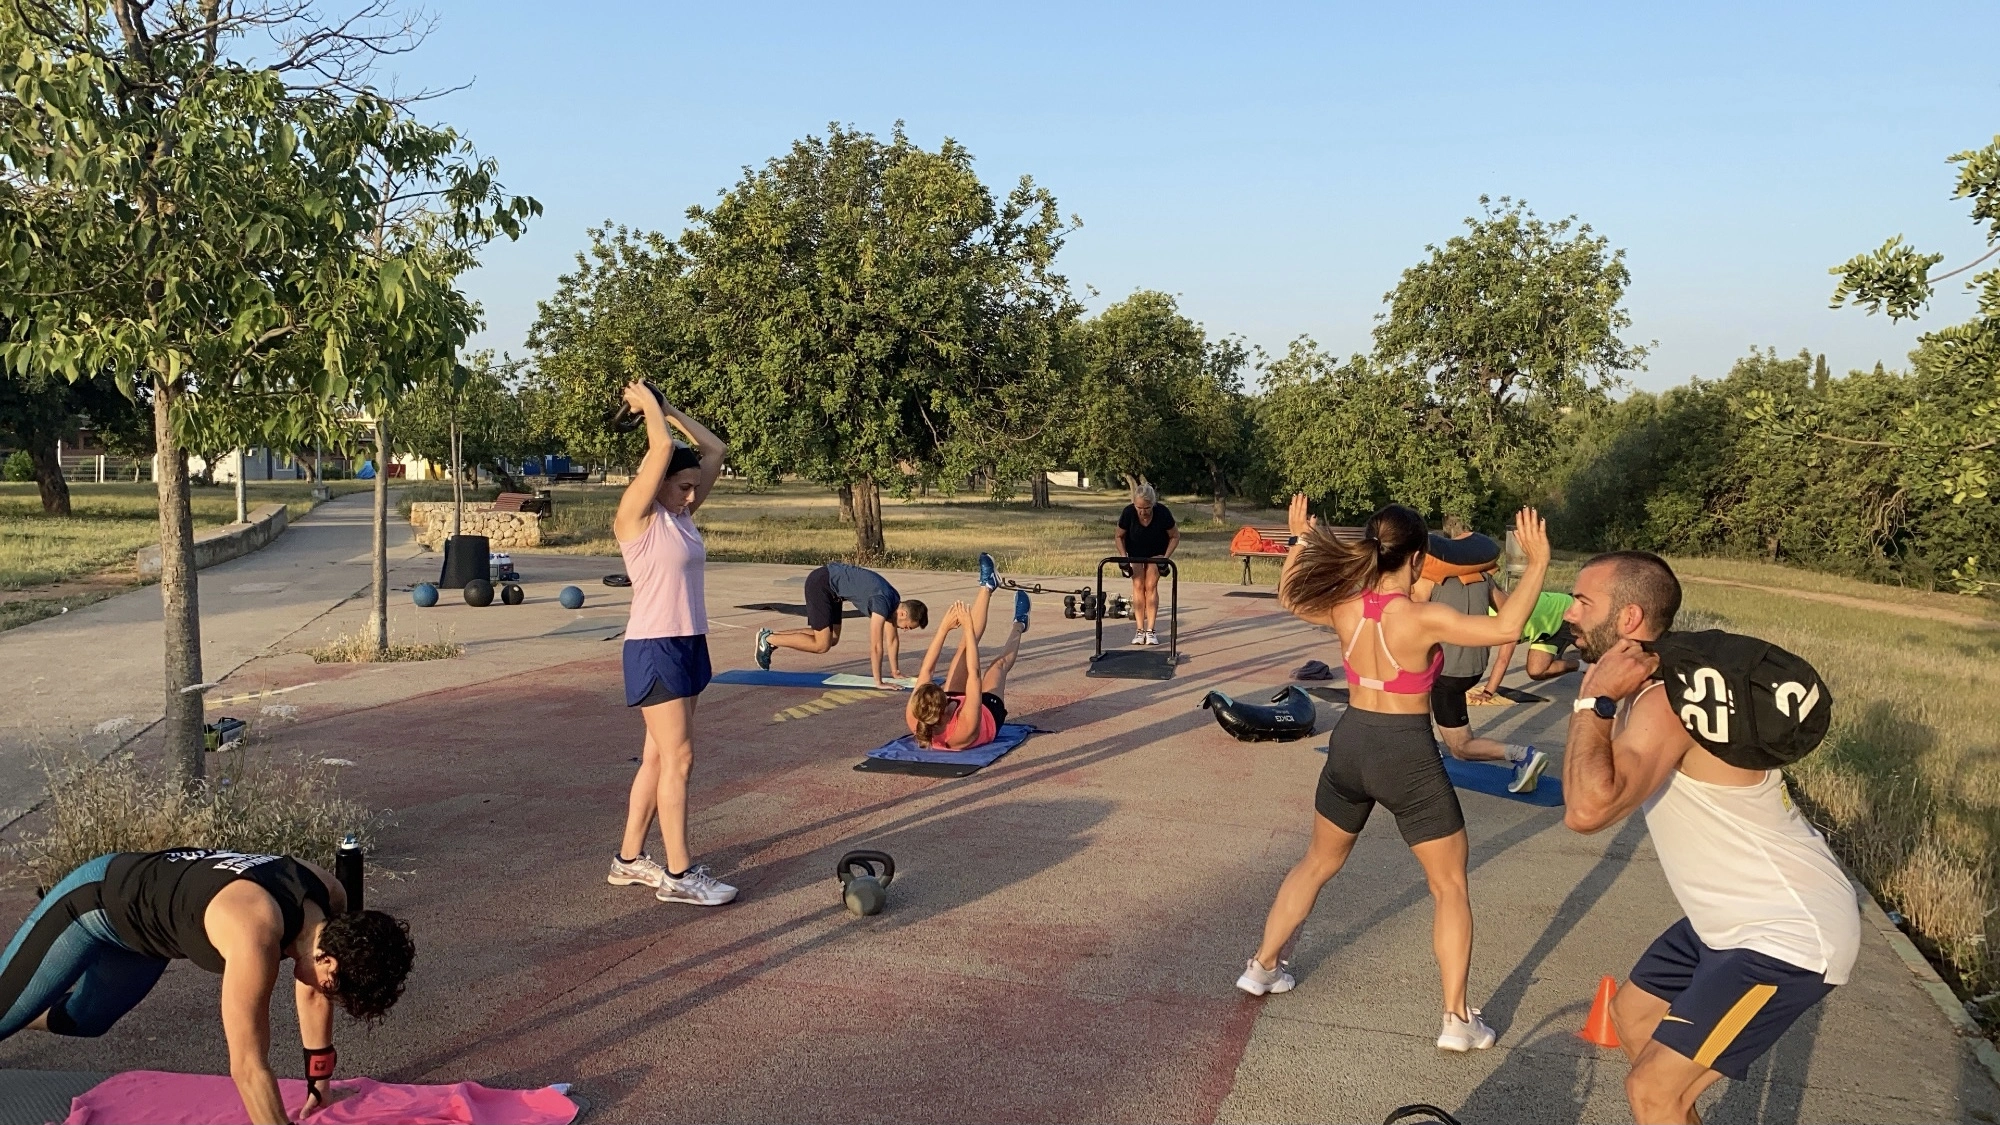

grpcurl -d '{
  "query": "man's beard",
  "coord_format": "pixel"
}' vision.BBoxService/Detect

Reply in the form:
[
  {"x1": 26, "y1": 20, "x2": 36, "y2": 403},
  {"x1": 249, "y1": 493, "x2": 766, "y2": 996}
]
[{"x1": 1574, "y1": 618, "x2": 1621, "y2": 663}]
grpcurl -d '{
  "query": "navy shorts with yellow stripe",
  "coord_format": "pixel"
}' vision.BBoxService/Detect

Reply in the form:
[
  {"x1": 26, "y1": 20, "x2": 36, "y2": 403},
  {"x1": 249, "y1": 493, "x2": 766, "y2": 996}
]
[{"x1": 1630, "y1": 918, "x2": 1835, "y2": 1080}]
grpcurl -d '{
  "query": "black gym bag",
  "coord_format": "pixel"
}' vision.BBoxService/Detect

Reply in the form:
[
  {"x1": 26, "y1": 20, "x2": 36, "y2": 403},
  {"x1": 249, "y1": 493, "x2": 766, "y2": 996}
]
[
  {"x1": 1640, "y1": 630, "x2": 1832, "y2": 770},
  {"x1": 1201, "y1": 686, "x2": 1318, "y2": 742}
]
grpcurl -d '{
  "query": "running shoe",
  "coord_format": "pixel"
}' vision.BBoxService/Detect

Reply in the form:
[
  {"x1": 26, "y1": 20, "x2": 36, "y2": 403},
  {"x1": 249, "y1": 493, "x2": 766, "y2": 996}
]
[
  {"x1": 1236, "y1": 957, "x2": 1296, "y2": 996},
  {"x1": 978, "y1": 552, "x2": 999, "y2": 589},
  {"x1": 607, "y1": 853, "x2": 666, "y2": 889},
  {"x1": 1014, "y1": 589, "x2": 1031, "y2": 632},
  {"x1": 755, "y1": 628, "x2": 774, "y2": 670},
  {"x1": 657, "y1": 865, "x2": 737, "y2": 906},
  {"x1": 1508, "y1": 746, "x2": 1550, "y2": 794},
  {"x1": 1142, "y1": 630, "x2": 1160, "y2": 646},
  {"x1": 1437, "y1": 1009, "x2": 1497, "y2": 1052},
  {"x1": 1130, "y1": 630, "x2": 1148, "y2": 645}
]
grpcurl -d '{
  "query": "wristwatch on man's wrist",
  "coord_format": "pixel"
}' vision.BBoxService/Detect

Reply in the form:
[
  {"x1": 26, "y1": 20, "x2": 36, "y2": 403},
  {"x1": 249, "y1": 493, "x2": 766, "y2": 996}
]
[{"x1": 1573, "y1": 695, "x2": 1619, "y2": 720}]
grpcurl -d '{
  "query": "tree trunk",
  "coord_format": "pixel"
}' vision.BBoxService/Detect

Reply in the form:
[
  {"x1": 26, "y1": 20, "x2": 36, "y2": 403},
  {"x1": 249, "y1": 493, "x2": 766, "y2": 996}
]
[
  {"x1": 853, "y1": 475, "x2": 886, "y2": 559},
  {"x1": 368, "y1": 418, "x2": 389, "y2": 656},
  {"x1": 1029, "y1": 471, "x2": 1050, "y2": 510},
  {"x1": 450, "y1": 409, "x2": 463, "y2": 537},
  {"x1": 1766, "y1": 533, "x2": 1780, "y2": 562},
  {"x1": 26, "y1": 436, "x2": 70, "y2": 516},
  {"x1": 838, "y1": 481, "x2": 855, "y2": 524},
  {"x1": 233, "y1": 448, "x2": 246, "y2": 523},
  {"x1": 1210, "y1": 464, "x2": 1227, "y2": 521},
  {"x1": 153, "y1": 380, "x2": 205, "y2": 788}
]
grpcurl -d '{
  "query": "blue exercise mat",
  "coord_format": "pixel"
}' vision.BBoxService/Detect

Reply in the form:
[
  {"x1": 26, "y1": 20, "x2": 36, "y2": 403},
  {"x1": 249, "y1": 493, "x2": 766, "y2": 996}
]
[
  {"x1": 855, "y1": 723, "x2": 1039, "y2": 778},
  {"x1": 1441, "y1": 755, "x2": 1565, "y2": 807}
]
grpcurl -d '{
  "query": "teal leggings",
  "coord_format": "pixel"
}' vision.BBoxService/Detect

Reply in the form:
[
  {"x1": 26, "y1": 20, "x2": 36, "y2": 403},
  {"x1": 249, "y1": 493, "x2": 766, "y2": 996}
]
[{"x1": 0, "y1": 855, "x2": 168, "y2": 1038}]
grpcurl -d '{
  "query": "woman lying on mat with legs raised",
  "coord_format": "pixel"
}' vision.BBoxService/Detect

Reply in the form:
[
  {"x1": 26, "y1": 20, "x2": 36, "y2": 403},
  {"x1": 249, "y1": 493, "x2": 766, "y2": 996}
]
[{"x1": 906, "y1": 554, "x2": 1030, "y2": 751}]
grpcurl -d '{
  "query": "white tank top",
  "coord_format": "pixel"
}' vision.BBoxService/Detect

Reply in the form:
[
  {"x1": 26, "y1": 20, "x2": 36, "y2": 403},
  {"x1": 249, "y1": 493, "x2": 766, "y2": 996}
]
[{"x1": 1641, "y1": 757, "x2": 1860, "y2": 984}]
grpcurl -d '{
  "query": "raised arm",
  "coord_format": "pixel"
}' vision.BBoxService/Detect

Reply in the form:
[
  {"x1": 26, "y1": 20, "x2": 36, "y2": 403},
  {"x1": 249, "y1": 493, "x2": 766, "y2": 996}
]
[
  {"x1": 1409, "y1": 509, "x2": 1549, "y2": 647},
  {"x1": 1276, "y1": 493, "x2": 1318, "y2": 617},
  {"x1": 661, "y1": 400, "x2": 726, "y2": 512},
  {"x1": 945, "y1": 635, "x2": 984, "y2": 746},
  {"x1": 913, "y1": 604, "x2": 962, "y2": 684},
  {"x1": 612, "y1": 383, "x2": 674, "y2": 543},
  {"x1": 1563, "y1": 640, "x2": 1688, "y2": 834}
]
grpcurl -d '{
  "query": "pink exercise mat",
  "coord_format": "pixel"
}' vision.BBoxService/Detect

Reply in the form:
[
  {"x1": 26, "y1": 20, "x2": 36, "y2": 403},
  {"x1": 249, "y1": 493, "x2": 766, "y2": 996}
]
[{"x1": 62, "y1": 1072, "x2": 578, "y2": 1125}]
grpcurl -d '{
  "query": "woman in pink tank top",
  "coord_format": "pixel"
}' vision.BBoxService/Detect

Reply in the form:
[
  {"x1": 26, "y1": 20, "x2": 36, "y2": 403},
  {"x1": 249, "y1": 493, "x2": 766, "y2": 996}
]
[
  {"x1": 603, "y1": 383, "x2": 736, "y2": 908},
  {"x1": 1236, "y1": 496, "x2": 1552, "y2": 1056}
]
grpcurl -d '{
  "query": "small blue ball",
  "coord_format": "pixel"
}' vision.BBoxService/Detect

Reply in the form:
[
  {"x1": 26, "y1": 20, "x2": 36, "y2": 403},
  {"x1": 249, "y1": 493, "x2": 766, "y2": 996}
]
[
  {"x1": 558, "y1": 585, "x2": 585, "y2": 610},
  {"x1": 412, "y1": 582, "x2": 439, "y2": 608}
]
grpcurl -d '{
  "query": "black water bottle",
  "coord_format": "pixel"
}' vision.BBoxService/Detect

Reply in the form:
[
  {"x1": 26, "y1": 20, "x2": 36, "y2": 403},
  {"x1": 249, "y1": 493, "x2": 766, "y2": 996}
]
[{"x1": 335, "y1": 834, "x2": 364, "y2": 913}]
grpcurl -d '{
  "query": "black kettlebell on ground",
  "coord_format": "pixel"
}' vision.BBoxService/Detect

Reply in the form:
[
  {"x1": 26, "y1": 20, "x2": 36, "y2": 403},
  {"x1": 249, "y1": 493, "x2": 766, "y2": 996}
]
[
  {"x1": 604, "y1": 382, "x2": 667, "y2": 433},
  {"x1": 836, "y1": 849, "x2": 896, "y2": 916}
]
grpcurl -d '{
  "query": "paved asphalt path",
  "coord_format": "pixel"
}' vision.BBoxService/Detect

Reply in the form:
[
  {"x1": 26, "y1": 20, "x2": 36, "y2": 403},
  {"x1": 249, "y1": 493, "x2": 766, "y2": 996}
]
[{"x1": 0, "y1": 556, "x2": 1993, "y2": 1123}]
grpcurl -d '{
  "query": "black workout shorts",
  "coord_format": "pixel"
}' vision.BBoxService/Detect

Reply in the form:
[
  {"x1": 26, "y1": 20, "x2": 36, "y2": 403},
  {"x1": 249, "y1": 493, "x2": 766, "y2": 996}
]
[
  {"x1": 1316, "y1": 708, "x2": 1465, "y2": 846},
  {"x1": 804, "y1": 566, "x2": 841, "y2": 632},
  {"x1": 1429, "y1": 673, "x2": 1482, "y2": 731},
  {"x1": 1528, "y1": 621, "x2": 1577, "y2": 657}
]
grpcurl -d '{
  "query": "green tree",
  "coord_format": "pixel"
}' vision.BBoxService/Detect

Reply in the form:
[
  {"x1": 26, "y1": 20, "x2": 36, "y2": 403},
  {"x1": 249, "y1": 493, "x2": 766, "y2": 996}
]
[
  {"x1": 0, "y1": 1, "x2": 532, "y2": 782},
  {"x1": 1374, "y1": 196, "x2": 1645, "y2": 503},
  {"x1": 1256, "y1": 337, "x2": 1472, "y2": 521},
  {"x1": 678, "y1": 123, "x2": 1076, "y2": 558},
  {"x1": 0, "y1": 367, "x2": 146, "y2": 513},
  {"x1": 1062, "y1": 290, "x2": 1207, "y2": 494},
  {"x1": 392, "y1": 354, "x2": 529, "y2": 521},
  {"x1": 1829, "y1": 135, "x2": 2000, "y2": 514}
]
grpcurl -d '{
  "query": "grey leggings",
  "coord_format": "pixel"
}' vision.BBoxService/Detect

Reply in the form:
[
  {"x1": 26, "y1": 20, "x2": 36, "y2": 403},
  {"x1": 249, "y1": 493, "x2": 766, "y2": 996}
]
[{"x1": 0, "y1": 854, "x2": 167, "y2": 1039}]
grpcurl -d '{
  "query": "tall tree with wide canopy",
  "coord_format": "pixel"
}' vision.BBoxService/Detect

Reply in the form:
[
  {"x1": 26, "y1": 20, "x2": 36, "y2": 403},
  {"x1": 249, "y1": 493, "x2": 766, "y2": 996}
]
[
  {"x1": 0, "y1": 0, "x2": 532, "y2": 782},
  {"x1": 1373, "y1": 196, "x2": 1645, "y2": 503},
  {"x1": 679, "y1": 123, "x2": 1076, "y2": 557}
]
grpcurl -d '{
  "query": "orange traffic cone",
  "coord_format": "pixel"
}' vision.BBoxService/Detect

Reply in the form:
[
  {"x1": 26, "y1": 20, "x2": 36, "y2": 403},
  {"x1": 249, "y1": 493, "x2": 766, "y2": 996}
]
[{"x1": 1577, "y1": 974, "x2": 1622, "y2": 1048}]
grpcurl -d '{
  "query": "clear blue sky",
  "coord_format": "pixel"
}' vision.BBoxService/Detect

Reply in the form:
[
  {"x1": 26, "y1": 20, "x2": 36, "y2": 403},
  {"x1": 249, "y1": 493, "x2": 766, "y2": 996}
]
[{"x1": 384, "y1": 1, "x2": 1999, "y2": 392}]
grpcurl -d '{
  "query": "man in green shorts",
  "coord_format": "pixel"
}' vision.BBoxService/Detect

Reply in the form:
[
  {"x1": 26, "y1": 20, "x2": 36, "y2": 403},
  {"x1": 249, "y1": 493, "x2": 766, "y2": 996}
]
[{"x1": 1471, "y1": 590, "x2": 1582, "y2": 703}]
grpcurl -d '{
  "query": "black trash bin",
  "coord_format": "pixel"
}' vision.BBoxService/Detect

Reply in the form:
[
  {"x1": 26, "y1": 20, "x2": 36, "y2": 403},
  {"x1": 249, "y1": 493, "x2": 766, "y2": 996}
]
[{"x1": 440, "y1": 534, "x2": 491, "y2": 590}]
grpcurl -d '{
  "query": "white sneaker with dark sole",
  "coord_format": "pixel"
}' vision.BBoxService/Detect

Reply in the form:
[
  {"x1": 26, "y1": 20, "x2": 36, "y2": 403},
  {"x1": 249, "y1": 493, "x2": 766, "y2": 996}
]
[
  {"x1": 1437, "y1": 1009, "x2": 1497, "y2": 1051},
  {"x1": 1235, "y1": 957, "x2": 1296, "y2": 996},
  {"x1": 607, "y1": 853, "x2": 666, "y2": 889},
  {"x1": 657, "y1": 865, "x2": 738, "y2": 906}
]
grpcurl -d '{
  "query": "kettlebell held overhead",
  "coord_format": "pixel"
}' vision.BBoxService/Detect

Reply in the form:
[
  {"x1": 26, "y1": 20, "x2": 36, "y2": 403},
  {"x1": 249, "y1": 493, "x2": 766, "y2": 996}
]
[
  {"x1": 605, "y1": 382, "x2": 668, "y2": 433},
  {"x1": 836, "y1": 849, "x2": 896, "y2": 916}
]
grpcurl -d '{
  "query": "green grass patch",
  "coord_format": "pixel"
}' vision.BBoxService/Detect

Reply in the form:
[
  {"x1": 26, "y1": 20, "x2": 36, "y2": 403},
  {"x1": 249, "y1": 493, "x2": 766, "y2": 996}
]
[{"x1": 0, "y1": 590, "x2": 126, "y2": 632}]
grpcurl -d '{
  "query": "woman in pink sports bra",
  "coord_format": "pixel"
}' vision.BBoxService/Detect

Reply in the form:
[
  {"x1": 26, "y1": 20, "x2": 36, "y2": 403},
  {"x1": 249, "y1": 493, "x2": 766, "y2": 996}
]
[
  {"x1": 1236, "y1": 496, "x2": 1552, "y2": 1056},
  {"x1": 907, "y1": 556, "x2": 1029, "y2": 751}
]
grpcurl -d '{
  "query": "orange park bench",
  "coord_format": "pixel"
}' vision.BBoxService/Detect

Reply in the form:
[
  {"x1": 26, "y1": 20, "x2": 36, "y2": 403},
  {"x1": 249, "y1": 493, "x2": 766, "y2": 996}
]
[
  {"x1": 1229, "y1": 523, "x2": 1366, "y2": 585},
  {"x1": 492, "y1": 492, "x2": 553, "y2": 516}
]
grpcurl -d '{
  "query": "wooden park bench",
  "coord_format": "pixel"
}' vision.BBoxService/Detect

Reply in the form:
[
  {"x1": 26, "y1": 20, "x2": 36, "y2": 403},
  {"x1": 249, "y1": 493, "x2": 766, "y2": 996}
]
[
  {"x1": 1229, "y1": 523, "x2": 1366, "y2": 584},
  {"x1": 551, "y1": 471, "x2": 590, "y2": 484},
  {"x1": 492, "y1": 492, "x2": 553, "y2": 516}
]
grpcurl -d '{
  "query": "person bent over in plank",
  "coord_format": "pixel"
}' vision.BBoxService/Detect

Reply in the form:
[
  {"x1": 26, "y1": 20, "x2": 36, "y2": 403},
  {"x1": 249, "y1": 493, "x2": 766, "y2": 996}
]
[
  {"x1": 0, "y1": 849, "x2": 413, "y2": 1125},
  {"x1": 1561, "y1": 552, "x2": 1857, "y2": 1124},
  {"x1": 756, "y1": 563, "x2": 929, "y2": 689},
  {"x1": 1467, "y1": 590, "x2": 1582, "y2": 704},
  {"x1": 906, "y1": 555, "x2": 1027, "y2": 751}
]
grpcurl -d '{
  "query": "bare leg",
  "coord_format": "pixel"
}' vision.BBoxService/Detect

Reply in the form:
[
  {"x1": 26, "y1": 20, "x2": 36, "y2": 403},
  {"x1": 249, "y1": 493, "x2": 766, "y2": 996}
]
[
  {"x1": 968, "y1": 585, "x2": 993, "y2": 644},
  {"x1": 1525, "y1": 650, "x2": 1581, "y2": 680},
  {"x1": 619, "y1": 695, "x2": 698, "y2": 872},
  {"x1": 1130, "y1": 567, "x2": 1151, "y2": 633},
  {"x1": 1628, "y1": 1040, "x2": 1727, "y2": 1124},
  {"x1": 1437, "y1": 723, "x2": 1515, "y2": 763},
  {"x1": 1409, "y1": 829, "x2": 1473, "y2": 1019},
  {"x1": 768, "y1": 625, "x2": 837, "y2": 654},
  {"x1": 980, "y1": 620, "x2": 1026, "y2": 698},
  {"x1": 1253, "y1": 814, "x2": 1359, "y2": 967},
  {"x1": 1612, "y1": 982, "x2": 1671, "y2": 1063}
]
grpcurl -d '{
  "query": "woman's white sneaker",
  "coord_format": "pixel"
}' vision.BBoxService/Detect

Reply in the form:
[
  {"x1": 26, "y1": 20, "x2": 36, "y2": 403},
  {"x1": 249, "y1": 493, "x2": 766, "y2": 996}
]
[
  {"x1": 657, "y1": 865, "x2": 738, "y2": 906},
  {"x1": 1437, "y1": 1009, "x2": 1497, "y2": 1051},
  {"x1": 1235, "y1": 957, "x2": 1296, "y2": 996},
  {"x1": 607, "y1": 853, "x2": 666, "y2": 888}
]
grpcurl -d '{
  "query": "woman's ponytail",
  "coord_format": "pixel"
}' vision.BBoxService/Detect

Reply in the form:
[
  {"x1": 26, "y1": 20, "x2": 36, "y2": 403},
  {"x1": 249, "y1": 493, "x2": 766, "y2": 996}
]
[{"x1": 1280, "y1": 504, "x2": 1430, "y2": 617}]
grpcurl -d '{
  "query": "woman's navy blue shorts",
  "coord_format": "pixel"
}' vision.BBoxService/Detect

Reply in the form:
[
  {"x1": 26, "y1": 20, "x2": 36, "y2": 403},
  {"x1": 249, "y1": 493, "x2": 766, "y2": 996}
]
[{"x1": 623, "y1": 635, "x2": 712, "y2": 707}]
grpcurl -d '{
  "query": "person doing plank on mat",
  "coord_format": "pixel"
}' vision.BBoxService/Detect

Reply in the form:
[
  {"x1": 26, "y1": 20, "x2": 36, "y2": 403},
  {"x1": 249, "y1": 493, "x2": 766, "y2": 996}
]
[
  {"x1": 605, "y1": 382, "x2": 736, "y2": 907},
  {"x1": 1468, "y1": 590, "x2": 1582, "y2": 700},
  {"x1": 1237, "y1": 496, "x2": 1551, "y2": 1056},
  {"x1": 755, "y1": 563, "x2": 929, "y2": 689},
  {"x1": 906, "y1": 555, "x2": 1029, "y2": 751},
  {"x1": 0, "y1": 849, "x2": 413, "y2": 1125},
  {"x1": 1560, "y1": 552, "x2": 1857, "y2": 1125},
  {"x1": 1116, "y1": 483, "x2": 1178, "y2": 646}
]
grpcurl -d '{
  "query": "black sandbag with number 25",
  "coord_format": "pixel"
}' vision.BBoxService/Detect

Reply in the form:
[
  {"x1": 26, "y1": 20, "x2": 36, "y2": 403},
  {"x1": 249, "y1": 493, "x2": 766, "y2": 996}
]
[{"x1": 1640, "y1": 630, "x2": 1833, "y2": 771}]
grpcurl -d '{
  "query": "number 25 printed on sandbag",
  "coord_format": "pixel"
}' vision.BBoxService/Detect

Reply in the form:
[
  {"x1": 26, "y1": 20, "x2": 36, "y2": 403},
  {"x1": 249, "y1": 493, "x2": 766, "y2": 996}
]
[{"x1": 1678, "y1": 667, "x2": 1731, "y2": 743}]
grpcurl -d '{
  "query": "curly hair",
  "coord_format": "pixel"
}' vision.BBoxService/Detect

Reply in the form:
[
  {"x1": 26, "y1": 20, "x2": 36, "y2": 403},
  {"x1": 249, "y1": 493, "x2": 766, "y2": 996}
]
[
  {"x1": 909, "y1": 682, "x2": 950, "y2": 745},
  {"x1": 319, "y1": 910, "x2": 415, "y2": 1024}
]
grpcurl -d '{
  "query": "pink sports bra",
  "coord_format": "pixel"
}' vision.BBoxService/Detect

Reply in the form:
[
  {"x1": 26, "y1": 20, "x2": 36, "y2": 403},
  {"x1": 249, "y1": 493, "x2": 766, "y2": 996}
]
[
  {"x1": 1343, "y1": 591, "x2": 1444, "y2": 694},
  {"x1": 927, "y1": 692, "x2": 999, "y2": 751}
]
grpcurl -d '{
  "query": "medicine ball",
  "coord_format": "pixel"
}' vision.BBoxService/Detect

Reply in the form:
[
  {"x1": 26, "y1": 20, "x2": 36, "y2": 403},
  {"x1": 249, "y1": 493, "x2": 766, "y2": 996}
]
[
  {"x1": 463, "y1": 578, "x2": 495, "y2": 607},
  {"x1": 411, "y1": 582, "x2": 439, "y2": 608},
  {"x1": 501, "y1": 583, "x2": 524, "y2": 606},
  {"x1": 559, "y1": 585, "x2": 585, "y2": 610}
]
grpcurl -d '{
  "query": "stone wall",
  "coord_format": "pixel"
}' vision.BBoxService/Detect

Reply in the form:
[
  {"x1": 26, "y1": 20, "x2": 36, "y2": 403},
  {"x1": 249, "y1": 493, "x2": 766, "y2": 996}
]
[{"x1": 408, "y1": 502, "x2": 542, "y2": 549}]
